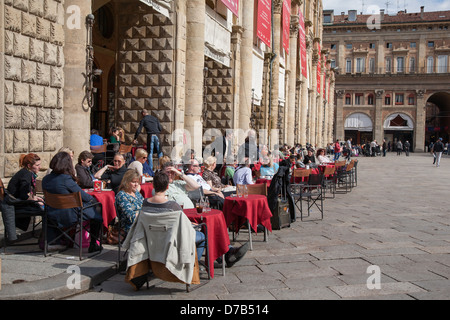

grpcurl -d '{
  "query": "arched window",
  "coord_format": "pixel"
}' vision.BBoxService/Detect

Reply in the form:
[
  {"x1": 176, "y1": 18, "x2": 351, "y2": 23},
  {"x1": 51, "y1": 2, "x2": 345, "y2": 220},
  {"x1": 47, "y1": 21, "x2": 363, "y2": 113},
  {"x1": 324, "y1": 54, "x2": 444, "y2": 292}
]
[
  {"x1": 408, "y1": 94, "x2": 415, "y2": 105},
  {"x1": 368, "y1": 94, "x2": 374, "y2": 105},
  {"x1": 345, "y1": 93, "x2": 352, "y2": 105}
]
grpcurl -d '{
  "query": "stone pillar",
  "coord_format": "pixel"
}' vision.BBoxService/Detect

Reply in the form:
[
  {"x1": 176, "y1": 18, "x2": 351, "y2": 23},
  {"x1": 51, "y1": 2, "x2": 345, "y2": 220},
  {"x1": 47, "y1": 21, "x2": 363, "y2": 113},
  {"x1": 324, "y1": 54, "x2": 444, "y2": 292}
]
[
  {"x1": 374, "y1": 89, "x2": 384, "y2": 143},
  {"x1": 335, "y1": 90, "x2": 345, "y2": 141},
  {"x1": 231, "y1": 26, "x2": 243, "y2": 131},
  {"x1": 309, "y1": 55, "x2": 318, "y2": 147},
  {"x1": 269, "y1": 1, "x2": 282, "y2": 147},
  {"x1": 63, "y1": 0, "x2": 92, "y2": 159},
  {"x1": 300, "y1": 78, "x2": 308, "y2": 146},
  {"x1": 328, "y1": 77, "x2": 336, "y2": 142},
  {"x1": 287, "y1": 11, "x2": 299, "y2": 146},
  {"x1": 415, "y1": 90, "x2": 427, "y2": 152},
  {"x1": 238, "y1": 0, "x2": 254, "y2": 132},
  {"x1": 185, "y1": 0, "x2": 205, "y2": 151}
]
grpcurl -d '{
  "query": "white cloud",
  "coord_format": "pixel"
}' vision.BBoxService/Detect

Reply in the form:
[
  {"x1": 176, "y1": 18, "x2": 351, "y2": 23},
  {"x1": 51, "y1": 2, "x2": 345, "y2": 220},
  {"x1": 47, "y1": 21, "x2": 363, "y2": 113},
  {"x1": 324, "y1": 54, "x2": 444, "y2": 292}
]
[{"x1": 323, "y1": 0, "x2": 450, "y2": 15}]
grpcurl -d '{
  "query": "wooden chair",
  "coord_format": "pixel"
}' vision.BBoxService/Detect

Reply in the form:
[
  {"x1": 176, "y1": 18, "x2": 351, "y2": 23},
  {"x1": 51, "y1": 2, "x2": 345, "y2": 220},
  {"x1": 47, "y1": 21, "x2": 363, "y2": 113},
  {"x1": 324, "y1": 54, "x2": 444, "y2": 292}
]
[
  {"x1": 91, "y1": 144, "x2": 108, "y2": 170},
  {"x1": 290, "y1": 169, "x2": 311, "y2": 215},
  {"x1": 299, "y1": 173, "x2": 324, "y2": 221},
  {"x1": 118, "y1": 144, "x2": 133, "y2": 165},
  {"x1": 242, "y1": 183, "x2": 267, "y2": 196},
  {"x1": 43, "y1": 191, "x2": 102, "y2": 260}
]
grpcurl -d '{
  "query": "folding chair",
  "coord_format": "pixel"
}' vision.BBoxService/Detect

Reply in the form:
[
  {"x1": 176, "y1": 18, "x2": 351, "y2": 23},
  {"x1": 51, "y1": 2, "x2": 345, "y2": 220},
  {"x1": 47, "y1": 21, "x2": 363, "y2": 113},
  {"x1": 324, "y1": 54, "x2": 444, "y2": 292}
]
[
  {"x1": 91, "y1": 144, "x2": 108, "y2": 170},
  {"x1": 1, "y1": 177, "x2": 45, "y2": 254},
  {"x1": 322, "y1": 166, "x2": 336, "y2": 199},
  {"x1": 299, "y1": 173, "x2": 324, "y2": 221},
  {"x1": 351, "y1": 159, "x2": 358, "y2": 187},
  {"x1": 334, "y1": 161, "x2": 349, "y2": 194},
  {"x1": 118, "y1": 144, "x2": 133, "y2": 165},
  {"x1": 290, "y1": 169, "x2": 311, "y2": 216},
  {"x1": 43, "y1": 191, "x2": 102, "y2": 260}
]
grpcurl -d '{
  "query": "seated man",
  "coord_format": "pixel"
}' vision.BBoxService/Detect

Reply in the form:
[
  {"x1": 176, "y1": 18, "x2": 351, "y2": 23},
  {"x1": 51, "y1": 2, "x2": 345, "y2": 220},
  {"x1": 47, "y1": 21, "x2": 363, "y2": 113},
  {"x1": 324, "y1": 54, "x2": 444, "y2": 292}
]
[
  {"x1": 162, "y1": 161, "x2": 200, "y2": 209},
  {"x1": 94, "y1": 153, "x2": 128, "y2": 194},
  {"x1": 186, "y1": 159, "x2": 225, "y2": 210},
  {"x1": 233, "y1": 158, "x2": 254, "y2": 186}
]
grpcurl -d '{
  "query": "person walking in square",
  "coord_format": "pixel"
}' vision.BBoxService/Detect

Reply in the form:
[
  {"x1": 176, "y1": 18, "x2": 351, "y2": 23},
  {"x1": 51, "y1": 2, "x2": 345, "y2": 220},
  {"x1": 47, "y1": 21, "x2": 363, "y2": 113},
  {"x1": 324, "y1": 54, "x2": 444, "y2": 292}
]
[
  {"x1": 432, "y1": 138, "x2": 444, "y2": 167},
  {"x1": 133, "y1": 109, "x2": 163, "y2": 171},
  {"x1": 404, "y1": 141, "x2": 411, "y2": 156}
]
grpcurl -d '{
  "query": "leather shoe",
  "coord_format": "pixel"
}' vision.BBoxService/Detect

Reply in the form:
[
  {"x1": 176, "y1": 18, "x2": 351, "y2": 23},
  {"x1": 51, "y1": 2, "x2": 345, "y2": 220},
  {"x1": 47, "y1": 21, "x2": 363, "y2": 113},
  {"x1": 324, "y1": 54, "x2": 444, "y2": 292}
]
[
  {"x1": 225, "y1": 242, "x2": 249, "y2": 268},
  {"x1": 88, "y1": 243, "x2": 103, "y2": 253}
]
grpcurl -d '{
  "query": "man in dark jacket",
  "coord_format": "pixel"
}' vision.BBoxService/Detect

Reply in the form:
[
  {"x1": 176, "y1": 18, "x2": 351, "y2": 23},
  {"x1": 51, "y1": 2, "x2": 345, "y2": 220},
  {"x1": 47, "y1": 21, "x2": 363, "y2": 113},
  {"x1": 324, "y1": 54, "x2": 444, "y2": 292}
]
[
  {"x1": 133, "y1": 109, "x2": 163, "y2": 170},
  {"x1": 432, "y1": 138, "x2": 444, "y2": 167}
]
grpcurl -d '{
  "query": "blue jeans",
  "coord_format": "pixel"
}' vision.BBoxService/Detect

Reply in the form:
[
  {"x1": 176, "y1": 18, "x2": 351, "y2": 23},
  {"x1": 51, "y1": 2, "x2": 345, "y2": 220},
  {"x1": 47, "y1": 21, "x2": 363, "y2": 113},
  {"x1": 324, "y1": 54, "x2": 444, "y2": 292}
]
[
  {"x1": 334, "y1": 152, "x2": 341, "y2": 161},
  {"x1": 147, "y1": 134, "x2": 163, "y2": 170},
  {"x1": 195, "y1": 231, "x2": 206, "y2": 260}
]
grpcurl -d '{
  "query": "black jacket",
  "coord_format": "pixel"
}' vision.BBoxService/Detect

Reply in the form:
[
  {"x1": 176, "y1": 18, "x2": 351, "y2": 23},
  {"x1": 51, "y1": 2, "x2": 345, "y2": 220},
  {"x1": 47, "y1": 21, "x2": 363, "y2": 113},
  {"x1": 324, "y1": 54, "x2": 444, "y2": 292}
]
[
  {"x1": 134, "y1": 115, "x2": 162, "y2": 139},
  {"x1": 75, "y1": 164, "x2": 94, "y2": 189}
]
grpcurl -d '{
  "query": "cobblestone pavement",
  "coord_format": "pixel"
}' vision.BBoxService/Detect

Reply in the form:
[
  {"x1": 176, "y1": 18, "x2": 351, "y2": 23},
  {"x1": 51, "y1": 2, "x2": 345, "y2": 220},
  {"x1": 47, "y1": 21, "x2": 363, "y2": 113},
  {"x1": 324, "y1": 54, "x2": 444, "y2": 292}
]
[{"x1": 67, "y1": 152, "x2": 450, "y2": 300}]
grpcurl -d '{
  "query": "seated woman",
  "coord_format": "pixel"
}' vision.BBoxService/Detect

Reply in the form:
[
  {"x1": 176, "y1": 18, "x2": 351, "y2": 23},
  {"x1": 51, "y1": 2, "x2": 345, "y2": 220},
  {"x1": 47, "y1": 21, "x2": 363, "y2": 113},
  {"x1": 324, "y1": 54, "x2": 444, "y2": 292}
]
[
  {"x1": 3, "y1": 153, "x2": 44, "y2": 242},
  {"x1": 42, "y1": 152, "x2": 103, "y2": 253},
  {"x1": 109, "y1": 127, "x2": 121, "y2": 144},
  {"x1": 259, "y1": 155, "x2": 279, "y2": 177},
  {"x1": 303, "y1": 148, "x2": 317, "y2": 168},
  {"x1": 127, "y1": 148, "x2": 148, "y2": 178},
  {"x1": 115, "y1": 169, "x2": 144, "y2": 234},
  {"x1": 142, "y1": 170, "x2": 206, "y2": 261},
  {"x1": 316, "y1": 148, "x2": 333, "y2": 165},
  {"x1": 202, "y1": 156, "x2": 228, "y2": 192},
  {"x1": 222, "y1": 155, "x2": 236, "y2": 185},
  {"x1": 75, "y1": 151, "x2": 95, "y2": 189}
]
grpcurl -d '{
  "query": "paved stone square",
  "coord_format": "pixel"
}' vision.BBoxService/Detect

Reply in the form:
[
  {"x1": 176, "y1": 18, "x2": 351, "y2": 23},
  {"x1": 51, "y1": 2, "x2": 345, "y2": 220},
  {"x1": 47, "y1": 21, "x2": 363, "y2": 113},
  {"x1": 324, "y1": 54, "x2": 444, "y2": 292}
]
[{"x1": 68, "y1": 152, "x2": 450, "y2": 300}]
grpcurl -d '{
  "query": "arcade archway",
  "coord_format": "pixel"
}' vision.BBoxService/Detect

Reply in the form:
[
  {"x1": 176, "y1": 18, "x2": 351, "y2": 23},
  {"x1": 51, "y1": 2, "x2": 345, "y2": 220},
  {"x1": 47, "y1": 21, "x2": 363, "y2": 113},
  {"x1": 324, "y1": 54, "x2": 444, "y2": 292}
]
[{"x1": 425, "y1": 92, "x2": 450, "y2": 146}]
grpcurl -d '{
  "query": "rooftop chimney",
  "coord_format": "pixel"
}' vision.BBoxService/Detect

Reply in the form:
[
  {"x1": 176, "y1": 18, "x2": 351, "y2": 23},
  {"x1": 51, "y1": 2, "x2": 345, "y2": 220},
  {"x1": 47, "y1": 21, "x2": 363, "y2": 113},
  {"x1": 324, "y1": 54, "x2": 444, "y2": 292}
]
[
  {"x1": 348, "y1": 10, "x2": 357, "y2": 22},
  {"x1": 421, "y1": 6, "x2": 425, "y2": 19},
  {"x1": 380, "y1": 9, "x2": 385, "y2": 21}
]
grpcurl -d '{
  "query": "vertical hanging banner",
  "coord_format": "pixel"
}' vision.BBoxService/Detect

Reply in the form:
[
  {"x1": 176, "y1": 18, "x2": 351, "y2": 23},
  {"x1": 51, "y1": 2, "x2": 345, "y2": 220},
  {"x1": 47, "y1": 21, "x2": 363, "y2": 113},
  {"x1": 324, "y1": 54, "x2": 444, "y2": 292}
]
[
  {"x1": 317, "y1": 44, "x2": 321, "y2": 94},
  {"x1": 282, "y1": 0, "x2": 291, "y2": 54},
  {"x1": 257, "y1": 0, "x2": 272, "y2": 47},
  {"x1": 221, "y1": 0, "x2": 239, "y2": 17},
  {"x1": 299, "y1": 11, "x2": 307, "y2": 78}
]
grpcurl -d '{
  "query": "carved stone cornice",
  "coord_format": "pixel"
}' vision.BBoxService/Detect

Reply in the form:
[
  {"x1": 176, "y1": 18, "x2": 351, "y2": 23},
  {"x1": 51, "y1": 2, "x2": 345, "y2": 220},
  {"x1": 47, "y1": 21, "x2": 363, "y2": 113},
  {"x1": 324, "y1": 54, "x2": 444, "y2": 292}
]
[
  {"x1": 336, "y1": 90, "x2": 345, "y2": 98},
  {"x1": 290, "y1": 15, "x2": 300, "y2": 36},
  {"x1": 416, "y1": 89, "x2": 426, "y2": 98},
  {"x1": 375, "y1": 89, "x2": 385, "y2": 98}
]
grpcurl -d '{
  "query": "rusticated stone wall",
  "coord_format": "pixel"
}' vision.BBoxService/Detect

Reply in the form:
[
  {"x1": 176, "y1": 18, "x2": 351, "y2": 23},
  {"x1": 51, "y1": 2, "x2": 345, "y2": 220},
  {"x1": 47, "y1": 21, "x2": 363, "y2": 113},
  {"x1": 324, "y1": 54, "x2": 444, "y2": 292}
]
[
  {"x1": 2, "y1": 0, "x2": 65, "y2": 177},
  {"x1": 116, "y1": 1, "x2": 174, "y2": 156}
]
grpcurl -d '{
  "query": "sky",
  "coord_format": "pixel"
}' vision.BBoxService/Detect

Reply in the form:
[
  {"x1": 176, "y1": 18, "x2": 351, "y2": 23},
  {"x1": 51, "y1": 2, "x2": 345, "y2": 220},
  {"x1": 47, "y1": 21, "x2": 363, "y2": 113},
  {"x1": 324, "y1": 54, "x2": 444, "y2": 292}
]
[{"x1": 322, "y1": 0, "x2": 450, "y2": 15}]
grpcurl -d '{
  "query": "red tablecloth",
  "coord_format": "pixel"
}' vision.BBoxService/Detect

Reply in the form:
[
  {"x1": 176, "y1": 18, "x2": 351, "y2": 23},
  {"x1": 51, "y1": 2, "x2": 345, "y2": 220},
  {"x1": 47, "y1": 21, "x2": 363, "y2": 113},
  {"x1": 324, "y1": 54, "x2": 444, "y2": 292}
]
[
  {"x1": 223, "y1": 194, "x2": 272, "y2": 233},
  {"x1": 87, "y1": 190, "x2": 117, "y2": 228},
  {"x1": 184, "y1": 209, "x2": 230, "y2": 278},
  {"x1": 140, "y1": 183, "x2": 154, "y2": 198}
]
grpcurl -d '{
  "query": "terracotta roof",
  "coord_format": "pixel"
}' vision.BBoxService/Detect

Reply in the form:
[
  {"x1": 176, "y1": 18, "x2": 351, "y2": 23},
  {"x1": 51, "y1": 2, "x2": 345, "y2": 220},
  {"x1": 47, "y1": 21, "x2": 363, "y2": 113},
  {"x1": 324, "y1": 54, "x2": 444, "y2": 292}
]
[{"x1": 327, "y1": 10, "x2": 450, "y2": 25}]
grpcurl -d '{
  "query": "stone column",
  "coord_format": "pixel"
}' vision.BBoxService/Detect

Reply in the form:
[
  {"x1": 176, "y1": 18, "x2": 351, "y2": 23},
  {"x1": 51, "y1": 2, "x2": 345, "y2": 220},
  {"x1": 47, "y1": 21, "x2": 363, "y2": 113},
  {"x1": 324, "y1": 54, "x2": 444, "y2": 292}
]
[
  {"x1": 185, "y1": 0, "x2": 206, "y2": 151},
  {"x1": 238, "y1": 0, "x2": 254, "y2": 132},
  {"x1": 300, "y1": 78, "x2": 308, "y2": 146},
  {"x1": 63, "y1": 0, "x2": 93, "y2": 158},
  {"x1": 374, "y1": 89, "x2": 384, "y2": 143},
  {"x1": 309, "y1": 53, "x2": 318, "y2": 147},
  {"x1": 328, "y1": 76, "x2": 336, "y2": 142},
  {"x1": 287, "y1": 11, "x2": 299, "y2": 146},
  {"x1": 335, "y1": 90, "x2": 345, "y2": 141},
  {"x1": 415, "y1": 90, "x2": 427, "y2": 152},
  {"x1": 269, "y1": 0, "x2": 282, "y2": 147}
]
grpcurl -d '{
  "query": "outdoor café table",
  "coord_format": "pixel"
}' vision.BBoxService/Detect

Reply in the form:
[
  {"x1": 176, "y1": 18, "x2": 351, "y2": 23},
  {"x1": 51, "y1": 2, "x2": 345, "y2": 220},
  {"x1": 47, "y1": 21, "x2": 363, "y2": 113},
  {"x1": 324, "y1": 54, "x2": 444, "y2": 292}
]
[
  {"x1": 86, "y1": 189, "x2": 117, "y2": 228},
  {"x1": 139, "y1": 183, "x2": 154, "y2": 199},
  {"x1": 184, "y1": 208, "x2": 230, "y2": 278},
  {"x1": 222, "y1": 194, "x2": 272, "y2": 250}
]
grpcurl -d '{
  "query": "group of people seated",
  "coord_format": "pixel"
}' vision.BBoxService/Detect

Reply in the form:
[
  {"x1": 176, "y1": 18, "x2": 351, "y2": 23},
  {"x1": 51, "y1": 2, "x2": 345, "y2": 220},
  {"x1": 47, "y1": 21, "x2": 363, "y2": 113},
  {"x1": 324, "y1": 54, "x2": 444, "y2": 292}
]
[{"x1": 1, "y1": 146, "x2": 249, "y2": 268}]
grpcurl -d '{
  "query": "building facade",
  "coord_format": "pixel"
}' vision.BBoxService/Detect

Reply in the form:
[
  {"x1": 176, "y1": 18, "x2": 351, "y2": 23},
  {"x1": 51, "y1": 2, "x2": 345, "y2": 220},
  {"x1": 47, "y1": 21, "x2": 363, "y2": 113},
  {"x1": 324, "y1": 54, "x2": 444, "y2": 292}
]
[
  {"x1": 323, "y1": 7, "x2": 450, "y2": 152},
  {"x1": 0, "y1": 0, "x2": 334, "y2": 179}
]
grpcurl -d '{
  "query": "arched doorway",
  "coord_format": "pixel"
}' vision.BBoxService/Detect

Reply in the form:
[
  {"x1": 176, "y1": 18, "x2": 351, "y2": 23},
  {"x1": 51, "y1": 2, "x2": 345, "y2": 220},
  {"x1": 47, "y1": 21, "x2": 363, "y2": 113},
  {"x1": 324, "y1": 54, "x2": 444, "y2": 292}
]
[
  {"x1": 425, "y1": 92, "x2": 450, "y2": 147},
  {"x1": 384, "y1": 113, "x2": 414, "y2": 152},
  {"x1": 344, "y1": 113, "x2": 373, "y2": 145}
]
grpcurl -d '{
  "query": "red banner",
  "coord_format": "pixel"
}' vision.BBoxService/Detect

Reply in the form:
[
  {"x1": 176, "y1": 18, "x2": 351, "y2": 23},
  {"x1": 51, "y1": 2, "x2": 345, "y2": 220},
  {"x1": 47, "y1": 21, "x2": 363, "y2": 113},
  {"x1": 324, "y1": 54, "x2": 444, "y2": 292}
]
[
  {"x1": 257, "y1": 0, "x2": 272, "y2": 47},
  {"x1": 299, "y1": 11, "x2": 307, "y2": 78},
  {"x1": 323, "y1": 55, "x2": 327, "y2": 98},
  {"x1": 317, "y1": 44, "x2": 321, "y2": 94},
  {"x1": 221, "y1": 0, "x2": 239, "y2": 17},
  {"x1": 282, "y1": 0, "x2": 291, "y2": 54}
]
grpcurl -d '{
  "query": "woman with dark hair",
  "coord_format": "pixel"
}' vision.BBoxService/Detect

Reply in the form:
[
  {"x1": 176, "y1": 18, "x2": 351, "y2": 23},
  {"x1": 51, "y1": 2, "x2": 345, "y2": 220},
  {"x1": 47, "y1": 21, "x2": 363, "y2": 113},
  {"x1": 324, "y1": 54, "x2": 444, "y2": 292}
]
[
  {"x1": 3, "y1": 153, "x2": 44, "y2": 241},
  {"x1": 42, "y1": 152, "x2": 103, "y2": 253},
  {"x1": 75, "y1": 150, "x2": 95, "y2": 189}
]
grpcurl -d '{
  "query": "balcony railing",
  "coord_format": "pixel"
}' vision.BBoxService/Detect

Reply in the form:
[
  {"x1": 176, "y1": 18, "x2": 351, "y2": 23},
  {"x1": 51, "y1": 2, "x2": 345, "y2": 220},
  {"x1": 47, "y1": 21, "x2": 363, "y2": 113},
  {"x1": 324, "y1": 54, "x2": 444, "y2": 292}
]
[{"x1": 341, "y1": 66, "x2": 450, "y2": 76}]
